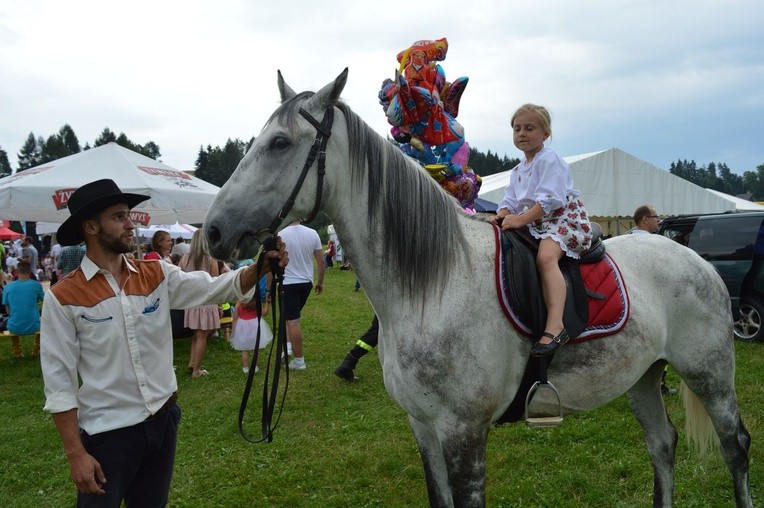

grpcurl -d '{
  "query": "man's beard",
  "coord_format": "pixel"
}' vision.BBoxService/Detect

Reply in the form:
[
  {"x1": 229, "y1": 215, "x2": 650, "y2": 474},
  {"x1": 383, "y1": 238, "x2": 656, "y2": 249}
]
[{"x1": 98, "y1": 230, "x2": 134, "y2": 254}]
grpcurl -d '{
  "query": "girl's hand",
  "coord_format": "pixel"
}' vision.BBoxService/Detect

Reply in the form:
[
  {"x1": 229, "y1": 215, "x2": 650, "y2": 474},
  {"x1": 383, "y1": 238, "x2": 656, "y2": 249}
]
[
  {"x1": 500, "y1": 214, "x2": 524, "y2": 231},
  {"x1": 491, "y1": 209, "x2": 510, "y2": 226}
]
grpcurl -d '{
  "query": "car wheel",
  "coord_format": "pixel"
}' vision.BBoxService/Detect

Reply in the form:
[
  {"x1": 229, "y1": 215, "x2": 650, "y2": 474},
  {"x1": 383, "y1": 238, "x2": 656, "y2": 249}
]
[{"x1": 734, "y1": 298, "x2": 764, "y2": 342}]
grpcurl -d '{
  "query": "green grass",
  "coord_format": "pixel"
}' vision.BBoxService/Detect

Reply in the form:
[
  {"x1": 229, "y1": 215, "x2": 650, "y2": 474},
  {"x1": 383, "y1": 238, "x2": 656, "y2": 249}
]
[{"x1": 0, "y1": 266, "x2": 761, "y2": 506}]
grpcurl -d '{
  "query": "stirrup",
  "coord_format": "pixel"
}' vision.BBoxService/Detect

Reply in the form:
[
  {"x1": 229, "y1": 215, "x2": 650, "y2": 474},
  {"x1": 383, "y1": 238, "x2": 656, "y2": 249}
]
[{"x1": 524, "y1": 380, "x2": 564, "y2": 427}]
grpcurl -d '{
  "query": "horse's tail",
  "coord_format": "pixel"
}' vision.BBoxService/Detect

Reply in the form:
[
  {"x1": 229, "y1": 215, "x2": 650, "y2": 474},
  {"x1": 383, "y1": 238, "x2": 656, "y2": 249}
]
[{"x1": 680, "y1": 380, "x2": 720, "y2": 456}]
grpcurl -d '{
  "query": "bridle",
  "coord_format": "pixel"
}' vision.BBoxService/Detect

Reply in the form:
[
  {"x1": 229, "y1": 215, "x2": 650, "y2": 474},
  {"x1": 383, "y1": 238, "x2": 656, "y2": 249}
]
[
  {"x1": 239, "y1": 104, "x2": 334, "y2": 443},
  {"x1": 265, "y1": 106, "x2": 334, "y2": 235}
]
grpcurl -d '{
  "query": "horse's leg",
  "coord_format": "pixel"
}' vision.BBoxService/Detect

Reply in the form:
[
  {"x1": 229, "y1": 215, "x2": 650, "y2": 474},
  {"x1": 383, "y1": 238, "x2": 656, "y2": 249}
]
[
  {"x1": 408, "y1": 415, "x2": 489, "y2": 508},
  {"x1": 626, "y1": 362, "x2": 677, "y2": 508}
]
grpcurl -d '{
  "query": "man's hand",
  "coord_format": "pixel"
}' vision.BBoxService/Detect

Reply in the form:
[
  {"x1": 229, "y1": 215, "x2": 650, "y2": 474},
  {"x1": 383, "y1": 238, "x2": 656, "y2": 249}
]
[
  {"x1": 68, "y1": 449, "x2": 107, "y2": 495},
  {"x1": 259, "y1": 236, "x2": 288, "y2": 279},
  {"x1": 241, "y1": 236, "x2": 289, "y2": 294}
]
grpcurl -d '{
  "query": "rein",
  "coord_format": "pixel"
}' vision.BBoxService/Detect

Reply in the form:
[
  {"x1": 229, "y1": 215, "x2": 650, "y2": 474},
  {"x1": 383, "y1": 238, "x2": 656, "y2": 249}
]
[
  {"x1": 239, "y1": 107, "x2": 334, "y2": 443},
  {"x1": 238, "y1": 238, "x2": 288, "y2": 443},
  {"x1": 266, "y1": 106, "x2": 334, "y2": 235}
]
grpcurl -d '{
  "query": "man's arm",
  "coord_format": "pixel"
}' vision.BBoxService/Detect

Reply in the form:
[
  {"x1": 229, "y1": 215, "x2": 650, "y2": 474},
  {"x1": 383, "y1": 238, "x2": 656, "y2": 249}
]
[
  {"x1": 52, "y1": 409, "x2": 106, "y2": 495},
  {"x1": 313, "y1": 248, "x2": 325, "y2": 294}
]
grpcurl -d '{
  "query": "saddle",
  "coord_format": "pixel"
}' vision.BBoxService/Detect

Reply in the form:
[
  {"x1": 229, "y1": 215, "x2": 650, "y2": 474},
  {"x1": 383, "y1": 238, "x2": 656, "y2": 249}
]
[{"x1": 500, "y1": 223, "x2": 606, "y2": 341}]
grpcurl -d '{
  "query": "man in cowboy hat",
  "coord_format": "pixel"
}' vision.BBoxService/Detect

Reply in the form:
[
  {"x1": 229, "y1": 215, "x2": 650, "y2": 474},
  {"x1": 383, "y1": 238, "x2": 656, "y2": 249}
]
[{"x1": 40, "y1": 179, "x2": 287, "y2": 506}]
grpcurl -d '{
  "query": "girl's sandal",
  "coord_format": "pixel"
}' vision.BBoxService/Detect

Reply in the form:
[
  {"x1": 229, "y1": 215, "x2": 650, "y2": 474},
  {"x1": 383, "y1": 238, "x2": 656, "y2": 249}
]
[{"x1": 530, "y1": 329, "x2": 570, "y2": 357}]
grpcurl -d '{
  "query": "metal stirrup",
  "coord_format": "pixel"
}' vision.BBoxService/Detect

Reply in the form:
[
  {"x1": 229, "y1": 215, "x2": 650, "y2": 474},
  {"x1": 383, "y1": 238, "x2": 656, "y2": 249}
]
[{"x1": 524, "y1": 381, "x2": 564, "y2": 427}]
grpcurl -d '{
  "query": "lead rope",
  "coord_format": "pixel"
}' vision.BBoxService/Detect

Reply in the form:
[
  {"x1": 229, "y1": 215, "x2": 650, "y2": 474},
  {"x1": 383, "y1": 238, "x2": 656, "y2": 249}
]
[{"x1": 238, "y1": 238, "x2": 288, "y2": 443}]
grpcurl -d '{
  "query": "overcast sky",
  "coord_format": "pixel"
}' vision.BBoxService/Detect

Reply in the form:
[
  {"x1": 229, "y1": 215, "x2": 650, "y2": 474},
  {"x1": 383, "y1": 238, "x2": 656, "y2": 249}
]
[{"x1": 1, "y1": 0, "x2": 762, "y2": 176}]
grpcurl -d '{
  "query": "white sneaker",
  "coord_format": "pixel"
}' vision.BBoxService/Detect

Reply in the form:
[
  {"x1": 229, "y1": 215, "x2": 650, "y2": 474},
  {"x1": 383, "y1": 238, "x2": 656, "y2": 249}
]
[
  {"x1": 288, "y1": 359, "x2": 306, "y2": 370},
  {"x1": 242, "y1": 367, "x2": 249, "y2": 374}
]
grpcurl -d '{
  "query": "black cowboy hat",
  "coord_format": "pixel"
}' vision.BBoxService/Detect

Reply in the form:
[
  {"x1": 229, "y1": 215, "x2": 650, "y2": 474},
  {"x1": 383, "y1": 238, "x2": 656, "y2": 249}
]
[{"x1": 57, "y1": 179, "x2": 150, "y2": 246}]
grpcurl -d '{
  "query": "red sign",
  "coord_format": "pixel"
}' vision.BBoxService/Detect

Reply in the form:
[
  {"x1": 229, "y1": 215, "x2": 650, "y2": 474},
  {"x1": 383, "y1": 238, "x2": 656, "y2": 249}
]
[
  {"x1": 138, "y1": 166, "x2": 191, "y2": 180},
  {"x1": 52, "y1": 188, "x2": 78, "y2": 210},
  {"x1": 129, "y1": 211, "x2": 151, "y2": 226}
]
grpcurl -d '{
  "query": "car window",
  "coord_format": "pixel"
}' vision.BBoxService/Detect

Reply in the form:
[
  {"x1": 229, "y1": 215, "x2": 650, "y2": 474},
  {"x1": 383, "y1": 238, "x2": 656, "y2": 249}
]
[
  {"x1": 660, "y1": 221, "x2": 696, "y2": 246},
  {"x1": 690, "y1": 216, "x2": 763, "y2": 261}
]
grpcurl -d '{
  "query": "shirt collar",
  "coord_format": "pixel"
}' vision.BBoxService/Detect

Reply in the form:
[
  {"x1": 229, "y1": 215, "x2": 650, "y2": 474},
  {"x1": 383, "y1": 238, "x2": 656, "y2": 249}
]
[{"x1": 81, "y1": 254, "x2": 138, "y2": 281}]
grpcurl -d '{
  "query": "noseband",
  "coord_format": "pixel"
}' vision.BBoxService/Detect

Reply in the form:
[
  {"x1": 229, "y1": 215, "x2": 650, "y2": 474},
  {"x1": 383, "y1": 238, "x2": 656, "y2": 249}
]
[{"x1": 266, "y1": 106, "x2": 334, "y2": 234}]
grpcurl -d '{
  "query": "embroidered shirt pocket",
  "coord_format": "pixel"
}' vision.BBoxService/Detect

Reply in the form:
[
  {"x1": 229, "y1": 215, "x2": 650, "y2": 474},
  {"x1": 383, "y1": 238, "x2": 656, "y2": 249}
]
[{"x1": 143, "y1": 298, "x2": 160, "y2": 314}]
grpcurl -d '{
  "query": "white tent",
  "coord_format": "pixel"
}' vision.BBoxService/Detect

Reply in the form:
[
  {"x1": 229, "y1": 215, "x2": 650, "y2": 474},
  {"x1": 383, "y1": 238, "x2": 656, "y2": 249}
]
[
  {"x1": 138, "y1": 222, "x2": 198, "y2": 240},
  {"x1": 0, "y1": 142, "x2": 220, "y2": 225},
  {"x1": 705, "y1": 189, "x2": 764, "y2": 211},
  {"x1": 479, "y1": 148, "x2": 736, "y2": 218}
]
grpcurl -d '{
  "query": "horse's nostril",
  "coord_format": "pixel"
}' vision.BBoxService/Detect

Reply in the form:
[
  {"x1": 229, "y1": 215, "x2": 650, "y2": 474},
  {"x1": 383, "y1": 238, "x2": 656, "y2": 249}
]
[{"x1": 207, "y1": 225, "x2": 221, "y2": 246}]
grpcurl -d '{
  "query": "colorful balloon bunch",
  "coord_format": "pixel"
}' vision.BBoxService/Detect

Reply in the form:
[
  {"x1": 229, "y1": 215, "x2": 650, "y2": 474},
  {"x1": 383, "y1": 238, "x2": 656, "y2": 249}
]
[{"x1": 378, "y1": 38, "x2": 481, "y2": 211}]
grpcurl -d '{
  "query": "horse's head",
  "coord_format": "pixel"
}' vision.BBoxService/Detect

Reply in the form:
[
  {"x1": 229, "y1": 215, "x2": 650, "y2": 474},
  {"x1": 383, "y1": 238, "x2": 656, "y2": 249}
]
[{"x1": 205, "y1": 68, "x2": 348, "y2": 260}]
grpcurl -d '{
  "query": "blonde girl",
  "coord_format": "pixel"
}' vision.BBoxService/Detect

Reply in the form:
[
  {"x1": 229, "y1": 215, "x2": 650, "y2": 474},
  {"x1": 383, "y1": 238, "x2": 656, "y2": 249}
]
[{"x1": 492, "y1": 104, "x2": 592, "y2": 356}]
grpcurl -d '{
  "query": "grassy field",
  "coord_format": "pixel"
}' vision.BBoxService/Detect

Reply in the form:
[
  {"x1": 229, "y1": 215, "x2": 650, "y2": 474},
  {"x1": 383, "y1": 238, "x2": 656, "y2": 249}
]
[{"x1": 0, "y1": 265, "x2": 761, "y2": 507}]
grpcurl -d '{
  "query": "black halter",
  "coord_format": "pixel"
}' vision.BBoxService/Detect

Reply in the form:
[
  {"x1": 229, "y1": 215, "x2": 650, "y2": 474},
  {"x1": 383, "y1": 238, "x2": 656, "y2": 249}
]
[
  {"x1": 239, "y1": 105, "x2": 334, "y2": 444},
  {"x1": 266, "y1": 106, "x2": 334, "y2": 234}
]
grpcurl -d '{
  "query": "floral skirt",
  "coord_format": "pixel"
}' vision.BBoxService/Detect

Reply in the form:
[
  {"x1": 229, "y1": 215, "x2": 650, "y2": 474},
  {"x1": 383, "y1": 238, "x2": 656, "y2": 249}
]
[{"x1": 528, "y1": 196, "x2": 593, "y2": 259}]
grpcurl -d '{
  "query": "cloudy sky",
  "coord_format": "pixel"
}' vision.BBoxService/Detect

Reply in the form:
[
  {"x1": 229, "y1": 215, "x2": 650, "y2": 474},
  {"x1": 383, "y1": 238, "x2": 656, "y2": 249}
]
[{"x1": 1, "y1": 0, "x2": 762, "y2": 176}]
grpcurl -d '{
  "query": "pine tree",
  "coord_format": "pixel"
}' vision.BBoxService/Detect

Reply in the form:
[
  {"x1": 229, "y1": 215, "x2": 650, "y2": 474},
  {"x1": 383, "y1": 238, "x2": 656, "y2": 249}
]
[
  {"x1": 59, "y1": 124, "x2": 81, "y2": 155},
  {"x1": 17, "y1": 133, "x2": 41, "y2": 171},
  {"x1": 94, "y1": 128, "x2": 117, "y2": 146},
  {"x1": 0, "y1": 148, "x2": 11, "y2": 178}
]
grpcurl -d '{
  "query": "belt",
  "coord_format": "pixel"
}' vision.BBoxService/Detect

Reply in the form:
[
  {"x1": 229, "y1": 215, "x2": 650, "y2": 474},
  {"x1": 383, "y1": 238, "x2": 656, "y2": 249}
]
[{"x1": 145, "y1": 392, "x2": 178, "y2": 422}]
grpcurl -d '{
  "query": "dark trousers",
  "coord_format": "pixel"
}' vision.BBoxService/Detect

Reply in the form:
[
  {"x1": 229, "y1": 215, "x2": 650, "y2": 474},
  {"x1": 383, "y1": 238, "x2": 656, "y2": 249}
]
[{"x1": 77, "y1": 403, "x2": 181, "y2": 508}]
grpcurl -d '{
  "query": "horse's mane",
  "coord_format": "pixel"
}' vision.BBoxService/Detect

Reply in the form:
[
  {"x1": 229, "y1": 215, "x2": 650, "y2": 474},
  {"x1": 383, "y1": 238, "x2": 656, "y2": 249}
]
[{"x1": 269, "y1": 93, "x2": 469, "y2": 298}]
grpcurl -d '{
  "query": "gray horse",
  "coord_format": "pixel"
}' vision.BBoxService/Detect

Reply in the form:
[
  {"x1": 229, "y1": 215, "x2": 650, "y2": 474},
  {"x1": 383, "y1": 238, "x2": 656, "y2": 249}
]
[{"x1": 204, "y1": 69, "x2": 752, "y2": 507}]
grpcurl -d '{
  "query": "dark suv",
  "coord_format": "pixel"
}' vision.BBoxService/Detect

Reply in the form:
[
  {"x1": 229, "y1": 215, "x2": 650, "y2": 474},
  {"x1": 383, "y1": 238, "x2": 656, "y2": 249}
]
[{"x1": 659, "y1": 211, "x2": 764, "y2": 342}]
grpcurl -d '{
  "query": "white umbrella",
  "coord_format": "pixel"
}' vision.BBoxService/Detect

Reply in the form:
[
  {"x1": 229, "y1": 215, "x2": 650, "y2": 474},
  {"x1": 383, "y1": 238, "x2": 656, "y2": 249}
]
[
  {"x1": 0, "y1": 142, "x2": 220, "y2": 225},
  {"x1": 137, "y1": 222, "x2": 198, "y2": 240}
]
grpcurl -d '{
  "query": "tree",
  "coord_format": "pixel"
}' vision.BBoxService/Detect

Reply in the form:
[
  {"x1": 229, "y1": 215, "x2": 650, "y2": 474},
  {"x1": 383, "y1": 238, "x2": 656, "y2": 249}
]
[
  {"x1": 17, "y1": 132, "x2": 42, "y2": 171},
  {"x1": 671, "y1": 158, "x2": 764, "y2": 201},
  {"x1": 0, "y1": 148, "x2": 11, "y2": 178},
  {"x1": 94, "y1": 128, "x2": 117, "y2": 146},
  {"x1": 194, "y1": 139, "x2": 249, "y2": 187},
  {"x1": 96, "y1": 130, "x2": 162, "y2": 159},
  {"x1": 469, "y1": 147, "x2": 519, "y2": 176}
]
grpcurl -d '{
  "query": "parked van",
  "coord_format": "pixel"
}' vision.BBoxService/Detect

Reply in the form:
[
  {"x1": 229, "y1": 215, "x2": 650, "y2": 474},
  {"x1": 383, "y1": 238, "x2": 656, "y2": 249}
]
[{"x1": 659, "y1": 211, "x2": 764, "y2": 342}]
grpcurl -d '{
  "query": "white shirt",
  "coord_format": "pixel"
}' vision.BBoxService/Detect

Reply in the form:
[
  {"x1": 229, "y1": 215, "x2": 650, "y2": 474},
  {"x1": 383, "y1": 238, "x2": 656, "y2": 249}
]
[
  {"x1": 170, "y1": 242, "x2": 190, "y2": 256},
  {"x1": 499, "y1": 147, "x2": 580, "y2": 215},
  {"x1": 278, "y1": 224, "x2": 322, "y2": 285},
  {"x1": 41, "y1": 254, "x2": 255, "y2": 434},
  {"x1": 49, "y1": 243, "x2": 61, "y2": 259}
]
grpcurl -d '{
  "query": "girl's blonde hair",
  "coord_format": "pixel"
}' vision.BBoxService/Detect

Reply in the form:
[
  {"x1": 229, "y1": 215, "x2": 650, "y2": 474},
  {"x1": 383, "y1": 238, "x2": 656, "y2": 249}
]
[
  {"x1": 187, "y1": 229, "x2": 211, "y2": 270},
  {"x1": 510, "y1": 103, "x2": 553, "y2": 137}
]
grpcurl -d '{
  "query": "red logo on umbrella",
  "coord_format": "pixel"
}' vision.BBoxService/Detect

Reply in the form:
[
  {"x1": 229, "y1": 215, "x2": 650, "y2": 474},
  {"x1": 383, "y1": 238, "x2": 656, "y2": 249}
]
[
  {"x1": 52, "y1": 188, "x2": 78, "y2": 210},
  {"x1": 129, "y1": 211, "x2": 151, "y2": 226}
]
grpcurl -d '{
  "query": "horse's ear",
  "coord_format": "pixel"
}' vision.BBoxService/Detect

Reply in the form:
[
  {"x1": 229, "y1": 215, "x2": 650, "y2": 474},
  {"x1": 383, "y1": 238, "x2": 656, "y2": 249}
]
[
  {"x1": 277, "y1": 70, "x2": 297, "y2": 103},
  {"x1": 306, "y1": 68, "x2": 348, "y2": 111}
]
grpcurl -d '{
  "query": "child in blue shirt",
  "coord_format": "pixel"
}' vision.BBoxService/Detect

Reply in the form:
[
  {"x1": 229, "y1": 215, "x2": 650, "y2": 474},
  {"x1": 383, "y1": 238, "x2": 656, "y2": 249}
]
[{"x1": 2, "y1": 261, "x2": 44, "y2": 357}]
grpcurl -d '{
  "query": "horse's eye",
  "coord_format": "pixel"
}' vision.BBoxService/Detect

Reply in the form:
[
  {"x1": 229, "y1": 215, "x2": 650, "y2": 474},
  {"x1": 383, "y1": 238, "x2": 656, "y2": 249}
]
[{"x1": 270, "y1": 136, "x2": 290, "y2": 150}]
